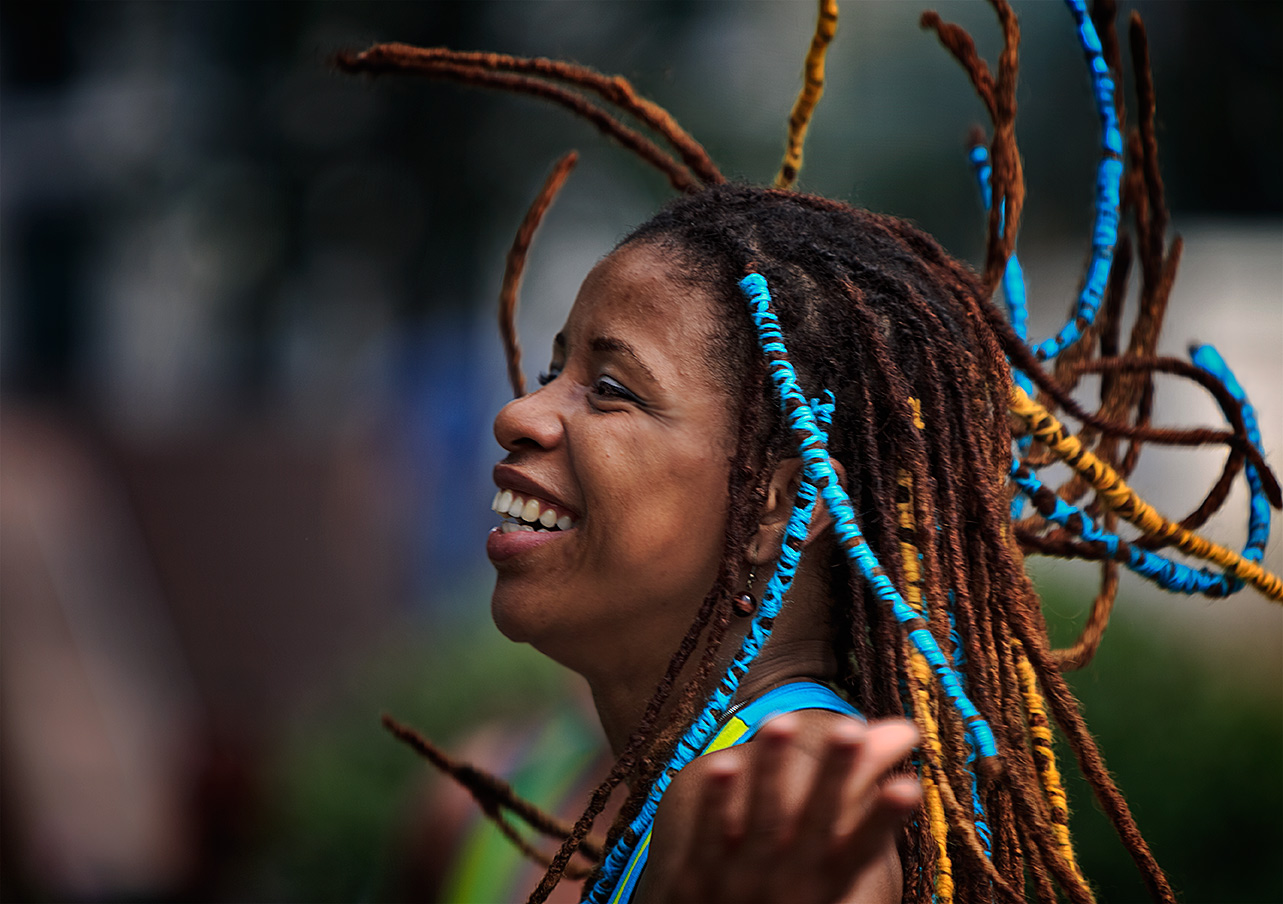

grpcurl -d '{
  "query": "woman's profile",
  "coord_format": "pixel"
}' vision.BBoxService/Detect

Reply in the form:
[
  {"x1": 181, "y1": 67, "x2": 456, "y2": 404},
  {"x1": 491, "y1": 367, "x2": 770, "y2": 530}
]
[{"x1": 338, "y1": 2, "x2": 1282, "y2": 902}]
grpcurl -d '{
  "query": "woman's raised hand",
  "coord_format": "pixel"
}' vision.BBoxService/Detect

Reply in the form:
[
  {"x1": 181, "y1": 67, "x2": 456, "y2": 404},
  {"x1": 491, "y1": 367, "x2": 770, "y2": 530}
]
[{"x1": 635, "y1": 715, "x2": 921, "y2": 904}]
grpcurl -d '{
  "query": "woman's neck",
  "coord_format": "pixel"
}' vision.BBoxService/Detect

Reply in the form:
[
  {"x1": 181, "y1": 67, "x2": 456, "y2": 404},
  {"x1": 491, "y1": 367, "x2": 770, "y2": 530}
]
[{"x1": 588, "y1": 552, "x2": 839, "y2": 758}]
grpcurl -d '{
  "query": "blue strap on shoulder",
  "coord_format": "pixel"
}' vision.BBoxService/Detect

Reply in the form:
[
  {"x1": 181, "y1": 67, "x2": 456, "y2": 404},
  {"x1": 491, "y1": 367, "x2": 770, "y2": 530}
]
[{"x1": 733, "y1": 682, "x2": 863, "y2": 737}]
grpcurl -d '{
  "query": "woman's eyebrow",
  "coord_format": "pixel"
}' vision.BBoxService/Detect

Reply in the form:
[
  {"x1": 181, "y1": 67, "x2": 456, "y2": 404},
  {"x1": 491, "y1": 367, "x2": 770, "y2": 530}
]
[{"x1": 590, "y1": 336, "x2": 658, "y2": 383}]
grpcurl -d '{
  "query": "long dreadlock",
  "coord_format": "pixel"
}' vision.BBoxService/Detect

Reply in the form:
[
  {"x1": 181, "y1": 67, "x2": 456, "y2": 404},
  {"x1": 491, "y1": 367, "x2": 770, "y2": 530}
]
[{"x1": 339, "y1": 1, "x2": 1281, "y2": 901}]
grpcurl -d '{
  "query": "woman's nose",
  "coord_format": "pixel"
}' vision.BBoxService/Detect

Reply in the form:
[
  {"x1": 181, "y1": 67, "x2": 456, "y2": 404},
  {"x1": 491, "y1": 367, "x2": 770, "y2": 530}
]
[{"x1": 494, "y1": 382, "x2": 565, "y2": 453}]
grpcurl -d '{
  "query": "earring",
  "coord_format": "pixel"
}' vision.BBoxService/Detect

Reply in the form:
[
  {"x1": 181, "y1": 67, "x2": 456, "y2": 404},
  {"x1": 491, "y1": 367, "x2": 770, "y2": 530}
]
[{"x1": 733, "y1": 566, "x2": 758, "y2": 617}]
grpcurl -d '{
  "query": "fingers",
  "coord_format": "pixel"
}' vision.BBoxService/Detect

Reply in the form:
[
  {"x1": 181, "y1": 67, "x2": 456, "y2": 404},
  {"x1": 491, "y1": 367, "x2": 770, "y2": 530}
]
[
  {"x1": 795, "y1": 717, "x2": 867, "y2": 847},
  {"x1": 693, "y1": 753, "x2": 742, "y2": 860},
  {"x1": 880, "y1": 774, "x2": 924, "y2": 811},
  {"x1": 742, "y1": 716, "x2": 920, "y2": 862},
  {"x1": 790, "y1": 718, "x2": 918, "y2": 850},
  {"x1": 830, "y1": 773, "x2": 921, "y2": 881},
  {"x1": 831, "y1": 719, "x2": 918, "y2": 838},
  {"x1": 817, "y1": 721, "x2": 919, "y2": 883},
  {"x1": 751, "y1": 716, "x2": 920, "y2": 902},
  {"x1": 745, "y1": 713, "x2": 802, "y2": 846},
  {"x1": 648, "y1": 714, "x2": 923, "y2": 904}
]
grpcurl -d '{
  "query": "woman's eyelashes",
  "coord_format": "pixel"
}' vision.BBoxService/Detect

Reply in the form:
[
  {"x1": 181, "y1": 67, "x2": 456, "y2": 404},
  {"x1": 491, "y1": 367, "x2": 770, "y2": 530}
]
[
  {"x1": 539, "y1": 365, "x2": 640, "y2": 403},
  {"x1": 590, "y1": 374, "x2": 640, "y2": 404},
  {"x1": 538, "y1": 363, "x2": 642, "y2": 406}
]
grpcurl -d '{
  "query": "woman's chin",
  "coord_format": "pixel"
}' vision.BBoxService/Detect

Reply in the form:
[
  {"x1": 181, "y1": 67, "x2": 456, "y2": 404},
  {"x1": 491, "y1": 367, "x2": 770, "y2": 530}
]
[
  {"x1": 489, "y1": 581, "x2": 562, "y2": 647},
  {"x1": 490, "y1": 585, "x2": 602, "y2": 675},
  {"x1": 489, "y1": 587, "x2": 531, "y2": 642}
]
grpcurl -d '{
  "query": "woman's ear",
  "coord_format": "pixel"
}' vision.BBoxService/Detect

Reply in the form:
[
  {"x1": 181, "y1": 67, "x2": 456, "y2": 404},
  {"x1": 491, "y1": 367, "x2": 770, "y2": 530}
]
[{"x1": 747, "y1": 457, "x2": 847, "y2": 565}]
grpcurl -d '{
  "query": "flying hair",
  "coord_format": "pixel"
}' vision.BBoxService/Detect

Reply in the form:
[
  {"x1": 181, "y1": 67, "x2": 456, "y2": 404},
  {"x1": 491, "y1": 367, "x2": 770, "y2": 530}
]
[
  {"x1": 498, "y1": 151, "x2": 579, "y2": 396},
  {"x1": 775, "y1": 0, "x2": 839, "y2": 189},
  {"x1": 338, "y1": 1, "x2": 1282, "y2": 901}
]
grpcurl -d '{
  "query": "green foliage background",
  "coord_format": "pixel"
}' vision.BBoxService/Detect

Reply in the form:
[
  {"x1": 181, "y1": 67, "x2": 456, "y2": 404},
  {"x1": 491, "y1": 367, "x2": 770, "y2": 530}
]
[{"x1": 251, "y1": 582, "x2": 1281, "y2": 903}]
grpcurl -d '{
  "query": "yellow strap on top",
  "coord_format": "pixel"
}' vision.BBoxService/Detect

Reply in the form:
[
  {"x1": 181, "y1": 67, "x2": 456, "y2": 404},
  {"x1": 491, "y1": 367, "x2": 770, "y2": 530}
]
[{"x1": 704, "y1": 715, "x2": 752, "y2": 754}]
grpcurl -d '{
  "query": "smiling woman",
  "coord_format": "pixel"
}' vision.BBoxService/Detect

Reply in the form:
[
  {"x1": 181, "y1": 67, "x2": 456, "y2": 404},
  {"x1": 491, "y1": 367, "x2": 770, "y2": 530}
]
[
  {"x1": 489, "y1": 243, "x2": 736, "y2": 682},
  {"x1": 336, "y1": 2, "x2": 1283, "y2": 903}
]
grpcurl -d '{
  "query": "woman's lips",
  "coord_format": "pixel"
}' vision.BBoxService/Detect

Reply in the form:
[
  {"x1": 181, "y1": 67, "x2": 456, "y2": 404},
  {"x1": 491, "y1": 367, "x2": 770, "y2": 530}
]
[
  {"x1": 486, "y1": 481, "x2": 579, "y2": 563},
  {"x1": 486, "y1": 524, "x2": 573, "y2": 562}
]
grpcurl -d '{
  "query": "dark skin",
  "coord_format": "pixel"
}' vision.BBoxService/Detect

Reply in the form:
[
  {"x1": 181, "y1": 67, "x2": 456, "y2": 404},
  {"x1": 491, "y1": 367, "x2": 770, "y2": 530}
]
[{"x1": 491, "y1": 242, "x2": 921, "y2": 902}]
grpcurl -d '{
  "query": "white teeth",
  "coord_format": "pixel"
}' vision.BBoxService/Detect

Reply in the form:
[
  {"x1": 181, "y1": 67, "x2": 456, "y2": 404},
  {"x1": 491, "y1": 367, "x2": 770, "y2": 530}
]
[{"x1": 491, "y1": 489, "x2": 578, "y2": 531}]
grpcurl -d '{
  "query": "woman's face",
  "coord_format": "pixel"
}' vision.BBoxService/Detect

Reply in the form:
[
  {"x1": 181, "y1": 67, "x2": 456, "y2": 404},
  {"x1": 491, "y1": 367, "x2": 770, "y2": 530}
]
[{"x1": 488, "y1": 241, "x2": 738, "y2": 679}]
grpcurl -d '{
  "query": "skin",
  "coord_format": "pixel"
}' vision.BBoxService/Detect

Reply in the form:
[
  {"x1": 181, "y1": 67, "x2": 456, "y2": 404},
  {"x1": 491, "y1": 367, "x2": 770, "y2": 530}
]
[{"x1": 490, "y1": 241, "x2": 921, "y2": 903}]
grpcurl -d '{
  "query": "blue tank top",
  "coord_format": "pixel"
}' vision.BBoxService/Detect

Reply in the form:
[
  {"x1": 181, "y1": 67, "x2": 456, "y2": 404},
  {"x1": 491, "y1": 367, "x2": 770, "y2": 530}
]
[{"x1": 605, "y1": 681, "x2": 863, "y2": 904}]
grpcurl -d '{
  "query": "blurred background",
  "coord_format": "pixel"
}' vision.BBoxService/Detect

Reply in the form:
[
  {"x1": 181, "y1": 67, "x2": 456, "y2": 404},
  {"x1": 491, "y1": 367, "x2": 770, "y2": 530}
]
[{"x1": 1, "y1": 1, "x2": 1278, "y2": 901}]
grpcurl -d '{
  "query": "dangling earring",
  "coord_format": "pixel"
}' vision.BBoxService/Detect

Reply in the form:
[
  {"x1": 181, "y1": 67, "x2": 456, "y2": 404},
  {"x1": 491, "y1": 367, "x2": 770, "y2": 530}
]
[{"x1": 733, "y1": 566, "x2": 758, "y2": 617}]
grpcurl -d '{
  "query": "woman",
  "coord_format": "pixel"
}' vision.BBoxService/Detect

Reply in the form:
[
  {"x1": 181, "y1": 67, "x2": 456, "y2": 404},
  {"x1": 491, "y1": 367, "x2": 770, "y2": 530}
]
[
  {"x1": 489, "y1": 185, "x2": 1014, "y2": 903},
  {"x1": 344, "y1": 3, "x2": 1282, "y2": 901}
]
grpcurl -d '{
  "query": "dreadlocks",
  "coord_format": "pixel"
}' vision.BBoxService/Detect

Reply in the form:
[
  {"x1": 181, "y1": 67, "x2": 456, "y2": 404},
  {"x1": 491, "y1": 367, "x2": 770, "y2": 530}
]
[
  {"x1": 578, "y1": 183, "x2": 1167, "y2": 903},
  {"x1": 338, "y1": 1, "x2": 1282, "y2": 901}
]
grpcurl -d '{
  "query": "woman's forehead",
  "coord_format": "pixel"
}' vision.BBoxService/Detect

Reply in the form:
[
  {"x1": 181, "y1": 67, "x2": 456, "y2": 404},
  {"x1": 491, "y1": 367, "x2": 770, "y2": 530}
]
[{"x1": 568, "y1": 244, "x2": 721, "y2": 346}]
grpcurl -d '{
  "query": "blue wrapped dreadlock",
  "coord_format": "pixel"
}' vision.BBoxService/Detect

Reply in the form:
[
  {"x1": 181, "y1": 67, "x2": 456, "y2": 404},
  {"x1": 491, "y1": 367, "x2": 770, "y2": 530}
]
[
  {"x1": 968, "y1": 142, "x2": 1031, "y2": 363},
  {"x1": 1190, "y1": 344, "x2": 1272, "y2": 572},
  {"x1": 1010, "y1": 459, "x2": 1252, "y2": 598},
  {"x1": 1031, "y1": 0, "x2": 1124, "y2": 362},
  {"x1": 1003, "y1": 2, "x2": 1275, "y2": 607},
  {"x1": 970, "y1": 139, "x2": 1033, "y2": 521}
]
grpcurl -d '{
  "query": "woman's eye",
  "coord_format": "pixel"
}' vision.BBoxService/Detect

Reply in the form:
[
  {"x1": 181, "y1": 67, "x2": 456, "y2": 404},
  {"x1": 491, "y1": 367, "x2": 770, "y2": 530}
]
[{"x1": 591, "y1": 375, "x2": 640, "y2": 403}]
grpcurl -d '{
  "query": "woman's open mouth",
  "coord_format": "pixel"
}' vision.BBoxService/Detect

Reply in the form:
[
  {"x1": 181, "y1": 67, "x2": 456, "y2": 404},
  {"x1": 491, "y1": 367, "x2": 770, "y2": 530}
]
[
  {"x1": 486, "y1": 489, "x2": 577, "y2": 564},
  {"x1": 491, "y1": 489, "x2": 577, "y2": 533}
]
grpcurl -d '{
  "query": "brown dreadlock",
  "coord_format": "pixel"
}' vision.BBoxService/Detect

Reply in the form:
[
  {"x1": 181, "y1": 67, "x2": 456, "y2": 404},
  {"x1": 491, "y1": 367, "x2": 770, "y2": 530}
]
[{"x1": 337, "y1": 1, "x2": 1281, "y2": 901}]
